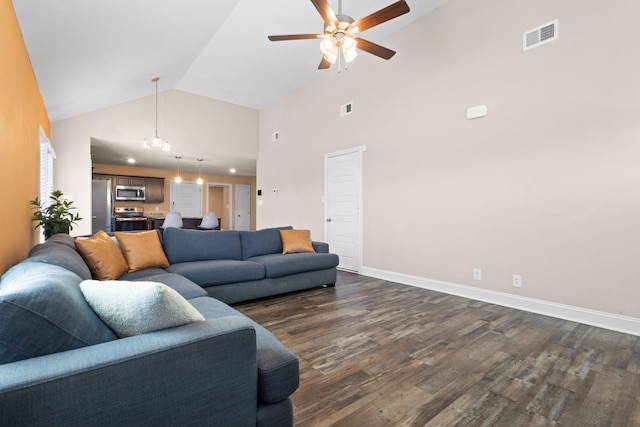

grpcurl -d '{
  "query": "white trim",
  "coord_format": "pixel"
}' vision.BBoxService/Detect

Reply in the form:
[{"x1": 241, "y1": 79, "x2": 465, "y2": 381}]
[
  {"x1": 361, "y1": 266, "x2": 640, "y2": 337},
  {"x1": 325, "y1": 145, "x2": 365, "y2": 273}
]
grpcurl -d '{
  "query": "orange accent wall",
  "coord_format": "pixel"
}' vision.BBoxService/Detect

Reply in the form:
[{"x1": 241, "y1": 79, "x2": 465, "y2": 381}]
[{"x1": 0, "y1": 2, "x2": 50, "y2": 275}]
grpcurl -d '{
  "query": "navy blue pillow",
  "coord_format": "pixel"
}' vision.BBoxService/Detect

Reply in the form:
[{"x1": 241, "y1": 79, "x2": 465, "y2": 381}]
[
  {"x1": 240, "y1": 226, "x2": 292, "y2": 259},
  {"x1": 162, "y1": 228, "x2": 242, "y2": 264}
]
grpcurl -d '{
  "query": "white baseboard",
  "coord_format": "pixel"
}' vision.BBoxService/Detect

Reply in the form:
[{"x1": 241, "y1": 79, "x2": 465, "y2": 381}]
[{"x1": 360, "y1": 266, "x2": 640, "y2": 337}]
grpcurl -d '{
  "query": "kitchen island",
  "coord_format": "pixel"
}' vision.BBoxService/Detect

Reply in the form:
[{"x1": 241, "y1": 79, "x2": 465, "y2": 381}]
[{"x1": 149, "y1": 216, "x2": 221, "y2": 230}]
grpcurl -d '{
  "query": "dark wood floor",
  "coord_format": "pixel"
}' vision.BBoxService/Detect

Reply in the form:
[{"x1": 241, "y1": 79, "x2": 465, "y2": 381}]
[{"x1": 235, "y1": 271, "x2": 640, "y2": 426}]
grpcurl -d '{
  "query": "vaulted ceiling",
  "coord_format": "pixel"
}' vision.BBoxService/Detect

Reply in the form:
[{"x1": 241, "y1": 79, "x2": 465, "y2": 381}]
[{"x1": 13, "y1": 0, "x2": 446, "y2": 174}]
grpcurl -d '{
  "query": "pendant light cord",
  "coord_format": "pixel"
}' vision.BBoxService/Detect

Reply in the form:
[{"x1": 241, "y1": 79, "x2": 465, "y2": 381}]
[{"x1": 152, "y1": 77, "x2": 160, "y2": 138}]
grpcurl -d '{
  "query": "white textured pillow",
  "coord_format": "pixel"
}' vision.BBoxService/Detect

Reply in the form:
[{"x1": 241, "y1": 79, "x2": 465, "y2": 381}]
[{"x1": 80, "y1": 280, "x2": 205, "y2": 338}]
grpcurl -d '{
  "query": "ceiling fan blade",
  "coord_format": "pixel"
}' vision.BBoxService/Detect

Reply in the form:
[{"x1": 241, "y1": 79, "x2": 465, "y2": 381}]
[
  {"x1": 351, "y1": 0, "x2": 410, "y2": 33},
  {"x1": 268, "y1": 34, "x2": 323, "y2": 41},
  {"x1": 311, "y1": 0, "x2": 338, "y2": 26},
  {"x1": 318, "y1": 56, "x2": 332, "y2": 69},
  {"x1": 355, "y1": 38, "x2": 396, "y2": 60}
]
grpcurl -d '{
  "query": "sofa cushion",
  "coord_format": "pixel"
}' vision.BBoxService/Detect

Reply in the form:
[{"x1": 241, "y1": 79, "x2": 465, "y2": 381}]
[
  {"x1": 119, "y1": 267, "x2": 169, "y2": 281},
  {"x1": 131, "y1": 272, "x2": 208, "y2": 300},
  {"x1": 240, "y1": 226, "x2": 292, "y2": 260},
  {"x1": 75, "y1": 230, "x2": 129, "y2": 280},
  {"x1": 167, "y1": 260, "x2": 265, "y2": 286},
  {"x1": 115, "y1": 230, "x2": 170, "y2": 272},
  {"x1": 162, "y1": 228, "x2": 242, "y2": 264},
  {"x1": 189, "y1": 296, "x2": 299, "y2": 403},
  {"x1": 39, "y1": 232, "x2": 78, "y2": 249},
  {"x1": 280, "y1": 229, "x2": 315, "y2": 254},
  {"x1": 0, "y1": 263, "x2": 117, "y2": 364},
  {"x1": 80, "y1": 280, "x2": 205, "y2": 338},
  {"x1": 248, "y1": 252, "x2": 340, "y2": 279},
  {"x1": 27, "y1": 234, "x2": 92, "y2": 280}
]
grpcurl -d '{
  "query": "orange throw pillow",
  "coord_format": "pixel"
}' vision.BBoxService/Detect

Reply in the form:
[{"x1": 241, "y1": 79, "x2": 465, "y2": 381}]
[
  {"x1": 280, "y1": 229, "x2": 315, "y2": 254},
  {"x1": 75, "y1": 230, "x2": 129, "y2": 280},
  {"x1": 115, "y1": 231, "x2": 170, "y2": 272}
]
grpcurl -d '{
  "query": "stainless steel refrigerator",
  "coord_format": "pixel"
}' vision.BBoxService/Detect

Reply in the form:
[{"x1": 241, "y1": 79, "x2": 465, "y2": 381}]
[{"x1": 92, "y1": 179, "x2": 112, "y2": 233}]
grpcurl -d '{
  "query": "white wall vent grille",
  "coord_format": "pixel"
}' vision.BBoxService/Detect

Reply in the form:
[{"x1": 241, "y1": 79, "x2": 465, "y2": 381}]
[{"x1": 523, "y1": 19, "x2": 558, "y2": 51}]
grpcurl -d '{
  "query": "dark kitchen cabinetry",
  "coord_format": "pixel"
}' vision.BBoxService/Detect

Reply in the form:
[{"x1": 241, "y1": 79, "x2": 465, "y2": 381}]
[
  {"x1": 92, "y1": 174, "x2": 164, "y2": 203},
  {"x1": 115, "y1": 176, "x2": 145, "y2": 186},
  {"x1": 144, "y1": 177, "x2": 164, "y2": 203},
  {"x1": 92, "y1": 174, "x2": 113, "y2": 182}
]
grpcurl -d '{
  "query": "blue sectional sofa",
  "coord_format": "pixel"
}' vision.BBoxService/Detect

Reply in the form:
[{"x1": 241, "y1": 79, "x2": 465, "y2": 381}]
[
  {"x1": 0, "y1": 228, "x2": 339, "y2": 426},
  {"x1": 158, "y1": 227, "x2": 339, "y2": 304}
]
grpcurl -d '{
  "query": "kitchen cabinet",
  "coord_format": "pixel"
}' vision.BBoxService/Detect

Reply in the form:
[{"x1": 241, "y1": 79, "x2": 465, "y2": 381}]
[
  {"x1": 144, "y1": 177, "x2": 164, "y2": 203},
  {"x1": 92, "y1": 174, "x2": 113, "y2": 182},
  {"x1": 115, "y1": 176, "x2": 145, "y2": 186},
  {"x1": 93, "y1": 174, "x2": 164, "y2": 203}
]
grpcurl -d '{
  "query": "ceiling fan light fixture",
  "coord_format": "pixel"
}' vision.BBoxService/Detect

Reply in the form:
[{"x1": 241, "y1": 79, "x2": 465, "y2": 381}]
[
  {"x1": 342, "y1": 35, "x2": 356, "y2": 51},
  {"x1": 268, "y1": 0, "x2": 410, "y2": 70},
  {"x1": 324, "y1": 49, "x2": 338, "y2": 64},
  {"x1": 343, "y1": 46, "x2": 358, "y2": 62},
  {"x1": 320, "y1": 36, "x2": 338, "y2": 54},
  {"x1": 341, "y1": 35, "x2": 358, "y2": 63}
]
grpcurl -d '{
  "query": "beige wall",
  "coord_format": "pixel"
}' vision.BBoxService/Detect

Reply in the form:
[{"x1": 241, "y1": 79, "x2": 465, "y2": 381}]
[
  {"x1": 51, "y1": 90, "x2": 258, "y2": 235},
  {"x1": 258, "y1": 0, "x2": 640, "y2": 319}
]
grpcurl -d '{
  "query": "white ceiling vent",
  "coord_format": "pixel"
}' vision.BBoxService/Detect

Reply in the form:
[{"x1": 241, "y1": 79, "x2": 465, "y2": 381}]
[{"x1": 523, "y1": 19, "x2": 558, "y2": 51}]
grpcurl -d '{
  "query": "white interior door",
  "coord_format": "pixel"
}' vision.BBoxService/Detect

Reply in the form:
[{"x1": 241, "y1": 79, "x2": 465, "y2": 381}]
[
  {"x1": 235, "y1": 184, "x2": 250, "y2": 231},
  {"x1": 325, "y1": 147, "x2": 363, "y2": 272}
]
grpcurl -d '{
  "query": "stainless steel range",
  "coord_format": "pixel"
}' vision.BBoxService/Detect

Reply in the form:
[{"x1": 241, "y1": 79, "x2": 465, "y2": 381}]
[{"x1": 114, "y1": 207, "x2": 148, "y2": 232}]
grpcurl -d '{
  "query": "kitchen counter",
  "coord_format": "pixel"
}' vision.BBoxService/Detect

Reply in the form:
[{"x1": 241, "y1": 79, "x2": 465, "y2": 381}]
[{"x1": 150, "y1": 217, "x2": 204, "y2": 230}]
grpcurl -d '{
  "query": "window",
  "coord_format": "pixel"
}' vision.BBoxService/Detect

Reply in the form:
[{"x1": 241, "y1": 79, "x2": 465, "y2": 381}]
[
  {"x1": 38, "y1": 127, "x2": 55, "y2": 241},
  {"x1": 169, "y1": 180, "x2": 202, "y2": 218}
]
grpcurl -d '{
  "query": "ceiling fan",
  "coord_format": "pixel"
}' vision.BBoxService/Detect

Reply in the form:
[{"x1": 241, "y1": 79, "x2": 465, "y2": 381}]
[{"x1": 268, "y1": 0, "x2": 411, "y2": 69}]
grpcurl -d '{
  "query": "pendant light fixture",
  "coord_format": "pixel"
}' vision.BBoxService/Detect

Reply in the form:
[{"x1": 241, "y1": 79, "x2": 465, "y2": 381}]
[
  {"x1": 174, "y1": 156, "x2": 182, "y2": 183},
  {"x1": 141, "y1": 77, "x2": 170, "y2": 151},
  {"x1": 196, "y1": 159, "x2": 204, "y2": 185}
]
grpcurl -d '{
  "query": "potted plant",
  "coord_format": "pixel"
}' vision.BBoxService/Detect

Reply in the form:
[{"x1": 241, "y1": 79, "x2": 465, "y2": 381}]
[{"x1": 30, "y1": 190, "x2": 82, "y2": 239}]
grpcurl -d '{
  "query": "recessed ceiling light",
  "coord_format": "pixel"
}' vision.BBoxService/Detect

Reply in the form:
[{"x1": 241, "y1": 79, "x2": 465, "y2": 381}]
[
  {"x1": 229, "y1": 168, "x2": 236, "y2": 174},
  {"x1": 127, "y1": 157, "x2": 136, "y2": 164}
]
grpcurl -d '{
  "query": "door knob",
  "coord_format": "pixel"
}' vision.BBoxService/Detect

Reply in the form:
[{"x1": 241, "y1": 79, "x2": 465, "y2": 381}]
[{"x1": 326, "y1": 218, "x2": 332, "y2": 222}]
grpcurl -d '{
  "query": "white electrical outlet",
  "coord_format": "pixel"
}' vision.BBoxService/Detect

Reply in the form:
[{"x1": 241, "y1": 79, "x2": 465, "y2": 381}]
[
  {"x1": 473, "y1": 268, "x2": 482, "y2": 281},
  {"x1": 513, "y1": 274, "x2": 522, "y2": 288}
]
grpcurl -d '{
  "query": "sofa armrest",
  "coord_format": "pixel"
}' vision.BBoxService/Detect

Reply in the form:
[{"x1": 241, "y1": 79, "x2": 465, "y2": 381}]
[
  {"x1": 0, "y1": 317, "x2": 258, "y2": 427},
  {"x1": 312, "y1": 241, "x2": 329, "y2": 253}
]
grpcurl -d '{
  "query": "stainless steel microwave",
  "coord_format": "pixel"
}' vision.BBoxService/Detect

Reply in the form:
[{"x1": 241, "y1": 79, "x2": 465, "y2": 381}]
[{"x1": 115, "y1": 185, "x2": 146, "y2": 201}]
